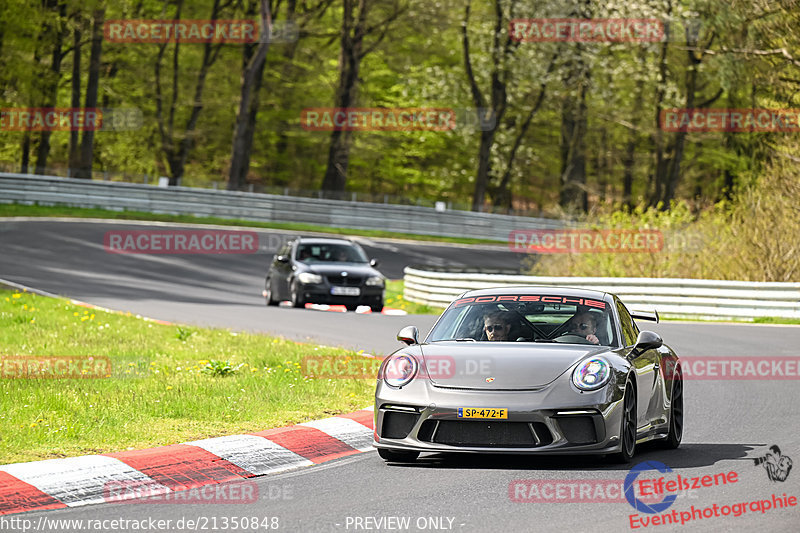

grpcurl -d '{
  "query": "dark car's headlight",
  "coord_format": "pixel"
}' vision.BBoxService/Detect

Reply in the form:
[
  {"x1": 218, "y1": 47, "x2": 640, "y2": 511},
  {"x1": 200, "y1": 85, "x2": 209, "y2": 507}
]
[
  {"x1": 383, "y1": 354, "x2": 418, "y2": 388},
  {"x1": 366, "y1": 276, "x2": 384, "y2": 287},
  {"x1": 572, "y1": 357, "x2": 611, "y2": 391},
  {"x1": 297, "y1": 272, "x2": 323, "y2": 284}
]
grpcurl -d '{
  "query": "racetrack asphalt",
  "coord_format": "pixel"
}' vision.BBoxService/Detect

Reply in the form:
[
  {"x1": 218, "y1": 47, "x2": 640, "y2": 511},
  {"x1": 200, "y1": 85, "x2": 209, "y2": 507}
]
[{"x1": 1, "y1": 218, "x2": 798, "y2": 532}]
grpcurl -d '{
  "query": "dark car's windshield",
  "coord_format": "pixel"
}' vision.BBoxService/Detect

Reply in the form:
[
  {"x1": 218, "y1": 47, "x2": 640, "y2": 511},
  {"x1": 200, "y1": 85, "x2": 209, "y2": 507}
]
[
  {"x1": 296, "y1": 243, "x2": 368, "y2": 263},
  {"x1": 427, "y1": 295, "x2": 617, "y2": 347}
]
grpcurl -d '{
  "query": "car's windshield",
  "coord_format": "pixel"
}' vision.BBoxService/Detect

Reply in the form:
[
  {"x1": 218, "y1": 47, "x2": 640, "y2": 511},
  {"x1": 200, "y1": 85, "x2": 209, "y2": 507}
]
[
  {"x1": 296, "y1": 243, "x2": 368, "y2": 263},
  {"x1": 427, "y1": 294, "x2": 616, "y2": 346}
]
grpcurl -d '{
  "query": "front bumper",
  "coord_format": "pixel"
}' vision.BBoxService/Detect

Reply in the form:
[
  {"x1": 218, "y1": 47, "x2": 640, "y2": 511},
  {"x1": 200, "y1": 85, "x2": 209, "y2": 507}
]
[
  {"x1": 374, "y1": 375, "x2": 626, "y2": 455},
  {"x1": 298, "y1": 283, "x2": 383, "y2": 306}
]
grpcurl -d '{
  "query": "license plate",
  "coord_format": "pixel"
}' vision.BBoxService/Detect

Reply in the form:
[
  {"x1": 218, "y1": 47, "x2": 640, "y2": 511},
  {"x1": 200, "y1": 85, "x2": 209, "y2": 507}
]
[
  {"x1": 457, "y1": 408, "x2": 508, "y2": 419},
  {"x1": 331, "y1": 286, "x2": 360, "y2": 296}
]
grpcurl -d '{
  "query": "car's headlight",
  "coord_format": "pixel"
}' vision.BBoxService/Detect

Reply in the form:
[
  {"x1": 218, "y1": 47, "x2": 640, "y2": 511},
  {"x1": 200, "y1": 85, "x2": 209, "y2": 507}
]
[
  {"x1": 572, "y1": 357, "x2": 611, "y2": 391},
  {"x1": 297, "y1": 272, "x2": 323, "y2": 284},
  {"x1": 366, "y1": 276, "x2": 384, "y2": 287},
  {"x1": 383, "y1": 354, "x2": 418, "y2": 388}
]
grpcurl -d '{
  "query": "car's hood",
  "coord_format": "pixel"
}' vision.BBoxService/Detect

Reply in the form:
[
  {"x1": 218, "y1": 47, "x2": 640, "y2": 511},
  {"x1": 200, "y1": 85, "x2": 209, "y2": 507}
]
[
  {"x1": 419, "y1": 342, "x2": 608, "y2": 390},
  {"x1": 305, "y1": 263, "x2": 378, "y2": 277}
]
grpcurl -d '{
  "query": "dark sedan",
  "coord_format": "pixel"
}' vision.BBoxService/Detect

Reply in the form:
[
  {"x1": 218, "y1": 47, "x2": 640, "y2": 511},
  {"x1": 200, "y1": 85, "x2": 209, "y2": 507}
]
[{"x1": 264, "y1": 237, "x2": 385, "y2": 312}]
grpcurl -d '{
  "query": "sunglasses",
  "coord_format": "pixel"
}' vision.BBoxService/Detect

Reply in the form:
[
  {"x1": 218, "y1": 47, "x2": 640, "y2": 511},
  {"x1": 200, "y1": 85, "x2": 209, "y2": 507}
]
[
  {"x1": 485, "y1": 324, "x2": 507, "y2": 332},
  {"x1": 576, "y1": 323, "x2": 593, "y2": 330}
]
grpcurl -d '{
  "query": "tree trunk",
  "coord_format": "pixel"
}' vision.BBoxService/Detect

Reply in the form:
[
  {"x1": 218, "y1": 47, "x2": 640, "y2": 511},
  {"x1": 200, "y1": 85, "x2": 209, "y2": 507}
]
[
  {"x1": 228, "y1": 0, "x2": 272, "y2": 191},
  {"x1": 75, "y1": 8, "x2": 104, "y2": 179},
  {"x1": 320, "y1": 0, "x2": 367, "y2": 193},
  {"x1": 492, "y1": 53, "x2": 555, "y2": 213},
  {"x1": 660, "y1": 21, "x2": 706, "y2": 208},
  {"x1": 34, "y1": 0, "x2": 67, "y2": 175},
  {"x1": 20, "y1": 134, "x2": 31, "y2": 174},
  {"x1": 650, "y1": 3, "x2": 672, "y2": 207},
  {"x1": 621, "y1": 49, "x2": 648, "y2": 209},
  {"x1": 68, "y1": 25, "x2": 82, "y2": 173},
  {"x1": 472, "y1": 128, "x2": 496, "y2": 211},
  {"x1": 559, "y1": 58, "x2": 589, "y2": 213}
]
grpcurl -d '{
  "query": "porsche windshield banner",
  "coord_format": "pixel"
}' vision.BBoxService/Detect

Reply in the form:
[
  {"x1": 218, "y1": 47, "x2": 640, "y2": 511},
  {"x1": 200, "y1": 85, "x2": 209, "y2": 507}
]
[{"x1": 451, "y1": 295, "x2": 607, "y2": 309}]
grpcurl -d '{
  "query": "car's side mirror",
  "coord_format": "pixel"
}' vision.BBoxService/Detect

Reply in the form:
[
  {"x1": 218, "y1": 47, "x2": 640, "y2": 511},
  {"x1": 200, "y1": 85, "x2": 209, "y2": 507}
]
[
  {"x1": 397, "y1": 325, "x2": 419, "y2": 346},
  {"x1": 277, "y1": 255, "x2": 290, "y2": 263},
  {"x1": 632, "y1": 330, "x2": 662, "y2": 356},
  {"x1": 369, "y1": 258, "x2": 379, "y2": 267}
]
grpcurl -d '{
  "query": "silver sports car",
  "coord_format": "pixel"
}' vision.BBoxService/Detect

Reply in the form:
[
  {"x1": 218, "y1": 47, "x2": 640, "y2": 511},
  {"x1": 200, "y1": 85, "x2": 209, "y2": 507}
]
[{"x1": 373, "y1": 287, "x2": 683, "y2": 463}]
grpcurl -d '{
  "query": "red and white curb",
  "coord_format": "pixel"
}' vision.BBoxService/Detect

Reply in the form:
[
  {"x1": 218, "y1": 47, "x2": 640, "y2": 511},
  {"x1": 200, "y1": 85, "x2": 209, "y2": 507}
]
[{"x1": 0, "y1": 408, "x2": 375, "y2": 516}]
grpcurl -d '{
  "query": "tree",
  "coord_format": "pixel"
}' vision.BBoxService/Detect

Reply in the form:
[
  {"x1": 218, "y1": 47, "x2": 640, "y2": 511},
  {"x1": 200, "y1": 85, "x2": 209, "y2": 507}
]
[
  {"x1": 74, "y1": 7, "x2": 104, "y2": 179},
  {"x1": 227, "y1": 0, "x2": 272, "y2": 191},
  {"x1": 320, "y1": 0, "x2": 406, "y2": 194},
  {"x1": 154, "y1": 0, "x2": 233, "y2": 185}
]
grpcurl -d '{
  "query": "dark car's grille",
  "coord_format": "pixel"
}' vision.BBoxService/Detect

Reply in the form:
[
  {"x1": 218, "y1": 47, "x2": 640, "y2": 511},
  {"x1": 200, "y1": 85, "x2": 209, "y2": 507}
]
[
  {"x1": 418, "y1": 420, "x2": 552, "y2": 448},
  {"x1": 326, "y1": 275, "x2": 363, "y2": 286}
]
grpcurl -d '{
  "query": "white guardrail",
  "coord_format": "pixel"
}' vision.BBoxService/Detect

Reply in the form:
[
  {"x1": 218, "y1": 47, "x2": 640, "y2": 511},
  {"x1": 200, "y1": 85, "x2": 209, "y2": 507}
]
[
  {"x1": 403, "y1": 267, "x2": 800, "y2": 320},
  {"x1": 0, "y1": 173, "x2": 563, "y2": 241}
]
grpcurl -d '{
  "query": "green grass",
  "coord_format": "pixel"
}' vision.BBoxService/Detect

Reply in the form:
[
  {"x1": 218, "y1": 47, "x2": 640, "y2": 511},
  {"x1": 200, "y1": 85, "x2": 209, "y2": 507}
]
[
  {"x1": 0, "y1": 288, "x2": 378, "y2": 464},
  {"x1": 0, "y1": 203, "x2": 499, "y2": 245},
  {"x1": 385, "y1": 280, "x2": 446, "y2": 315}
]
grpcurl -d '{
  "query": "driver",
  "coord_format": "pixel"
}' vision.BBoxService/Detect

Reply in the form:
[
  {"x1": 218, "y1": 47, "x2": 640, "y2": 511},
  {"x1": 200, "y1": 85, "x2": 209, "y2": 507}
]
[
  {"x1": 567, "y1": 312, "x2": 600, "y2": 345},
  {"x1": 483, "y1": 311, "x2": 512, "y2": 341}
]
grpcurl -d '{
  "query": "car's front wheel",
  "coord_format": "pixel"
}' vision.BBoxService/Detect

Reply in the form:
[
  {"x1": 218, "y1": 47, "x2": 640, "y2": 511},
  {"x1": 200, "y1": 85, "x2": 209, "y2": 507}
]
[
  {"x1": 610, "y1": 379, "x2": 637, "y2": 463},
  {"x1": 290, "y1": 282, "x2": 304, "y2": 308},
  {"x1": 370, "y1": 301, "x2": 383, "y2": 313},
  {"x1": 345, "y1": 304, "x2": 359, "y2": 312},
  {"x1": 378, "y1": 448, "x2": 419, "y2": 463},
  {"x1": 661, "y1": 371, "x2": 683, "y2": 449},
  {"x1": 264, "y1": 278, "x2": 278, "y2": 306}
]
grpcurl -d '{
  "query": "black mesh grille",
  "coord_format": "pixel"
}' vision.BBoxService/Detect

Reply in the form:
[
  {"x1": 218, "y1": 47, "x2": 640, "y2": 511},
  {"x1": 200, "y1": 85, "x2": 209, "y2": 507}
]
[
  {"x1": 531, "y1": 422, "x2": 553, "y2": 445},
  {"x1": 326, "y1": 275, "x2": 362, "y2": 286},
  {"x1": 419, "y1": 420, "x2": 544, "y2": 448},
  {"x1": 381, "y1": 411, "x2": 418, "y2": 439},
  {"x1": 556, "y1": 416, "x2": 598, "y2": 444}
]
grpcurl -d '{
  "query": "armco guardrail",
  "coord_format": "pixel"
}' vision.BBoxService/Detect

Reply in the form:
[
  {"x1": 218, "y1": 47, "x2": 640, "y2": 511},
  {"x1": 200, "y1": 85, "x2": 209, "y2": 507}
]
[
  {"x1": 403, "y1": 266, "x2": 800, "y2": 320},
  {"x1": 0, "y1": 173, "x2": 564, "y2": 241}
]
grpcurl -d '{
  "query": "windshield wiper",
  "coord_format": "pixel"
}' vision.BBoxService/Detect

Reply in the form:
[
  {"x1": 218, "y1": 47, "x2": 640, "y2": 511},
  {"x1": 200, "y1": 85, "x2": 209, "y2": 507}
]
[{"x1": 454, "y1": 338, "x2": 476, "y2": 342}]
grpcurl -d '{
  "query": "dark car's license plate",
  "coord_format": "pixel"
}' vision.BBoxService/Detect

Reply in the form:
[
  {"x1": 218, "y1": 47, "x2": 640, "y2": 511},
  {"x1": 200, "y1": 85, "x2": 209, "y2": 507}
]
[{"x1": 331, "y1": 286, "x2": 360, "y2": 296}]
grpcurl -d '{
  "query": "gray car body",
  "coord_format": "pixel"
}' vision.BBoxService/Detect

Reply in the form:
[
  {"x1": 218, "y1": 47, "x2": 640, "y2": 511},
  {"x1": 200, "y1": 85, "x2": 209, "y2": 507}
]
[{"x1": 373, "y1": 286, "x2": 681, "y2": 456}]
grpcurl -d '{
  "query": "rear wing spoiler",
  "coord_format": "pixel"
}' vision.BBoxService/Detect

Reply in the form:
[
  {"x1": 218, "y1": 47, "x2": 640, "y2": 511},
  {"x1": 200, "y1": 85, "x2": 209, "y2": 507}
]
[{"x1": 631, "y1": 309, "x2": 659, "y2": 323}]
